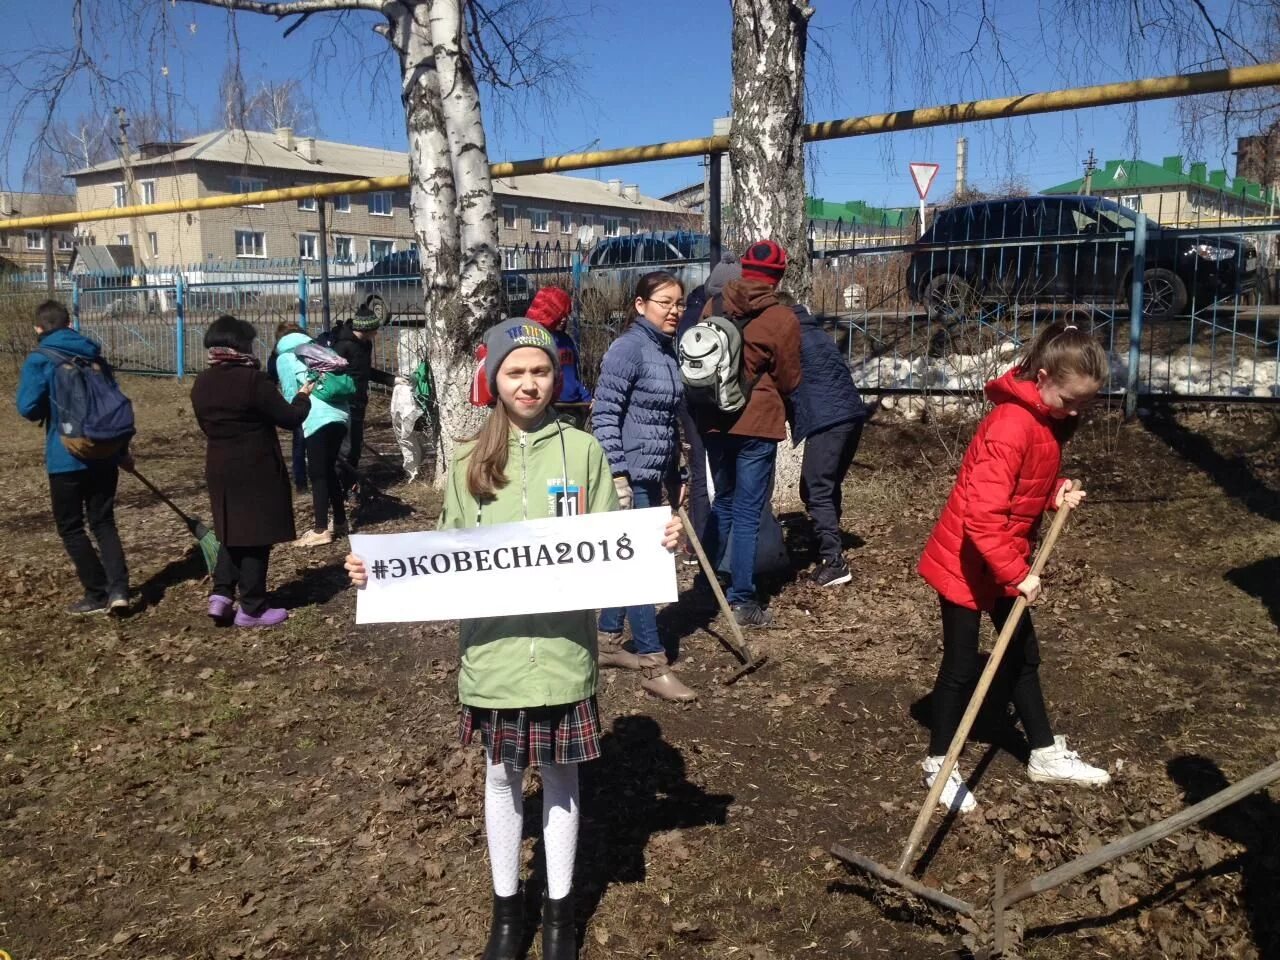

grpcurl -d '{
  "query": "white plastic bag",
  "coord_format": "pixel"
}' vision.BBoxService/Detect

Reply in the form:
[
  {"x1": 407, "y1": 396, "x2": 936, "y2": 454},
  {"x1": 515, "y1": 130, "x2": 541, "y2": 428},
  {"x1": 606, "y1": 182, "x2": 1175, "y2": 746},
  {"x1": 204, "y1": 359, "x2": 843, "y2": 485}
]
[{"x1": 390, "y1": 383, "x2": 426, "y2": 481}]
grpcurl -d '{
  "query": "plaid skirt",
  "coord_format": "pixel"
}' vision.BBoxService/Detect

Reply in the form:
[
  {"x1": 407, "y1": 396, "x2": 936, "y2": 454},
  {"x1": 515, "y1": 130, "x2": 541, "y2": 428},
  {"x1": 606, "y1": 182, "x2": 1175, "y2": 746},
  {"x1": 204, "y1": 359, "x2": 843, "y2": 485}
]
[{"x1": 459, "y1": 697, "x2": 601, "y2": 770}]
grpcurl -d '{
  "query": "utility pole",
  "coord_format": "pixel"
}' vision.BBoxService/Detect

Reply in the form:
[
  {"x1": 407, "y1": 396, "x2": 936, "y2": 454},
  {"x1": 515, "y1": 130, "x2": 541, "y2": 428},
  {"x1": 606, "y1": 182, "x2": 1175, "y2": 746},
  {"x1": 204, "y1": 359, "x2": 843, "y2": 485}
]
[
  {"x1": 115, "y1": 107, "x2": 146, "y2": 284},
  {"x1": 1082, "y1": 148, "x2": 1098, "y2": 197},
  {"x1": 955, "y1": 137, "x2": 968, "y2": 197}
]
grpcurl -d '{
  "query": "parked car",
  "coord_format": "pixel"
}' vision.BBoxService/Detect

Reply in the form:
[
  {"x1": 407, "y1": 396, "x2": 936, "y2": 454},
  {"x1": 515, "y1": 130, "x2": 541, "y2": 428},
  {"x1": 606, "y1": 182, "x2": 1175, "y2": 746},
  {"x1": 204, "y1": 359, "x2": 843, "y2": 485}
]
[
  {"x1": 585, "y1": 231, "x2": 710, "y2": 291},
  {"x1": 353, "y1": 250, "x2": 534, "y2": 321},
  {"x1": 906, "y1": 197, "x2": 1259, "y2": 320}
]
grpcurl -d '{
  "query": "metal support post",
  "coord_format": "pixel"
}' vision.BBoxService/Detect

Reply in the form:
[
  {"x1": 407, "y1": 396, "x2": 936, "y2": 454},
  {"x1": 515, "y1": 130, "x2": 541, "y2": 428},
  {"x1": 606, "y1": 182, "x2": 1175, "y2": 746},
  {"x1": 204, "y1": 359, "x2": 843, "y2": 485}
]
[
  {"x1": 318, "y1": 198, "x2": 332, "y2": 332},
  {"x1": 44, "y1": 230, "x2": 55, "y2": 293},
  {"x1": 175, "y1": 274, "x2": 186, "y2": 381},
  {"x1": 1124, "y1": 212, "x2": 1147, "y2": 419},
  {"x1": 709, "y1": 151, "x2": 723, "y2": 266},
  {"x1": 571, "y1": 249, "x2": 584, "y2": 345},
  {"x1": 72, "y1": 283, "x2": 81, "y2": 331},
  {"x1": 298, "y1": 271, "x2": 309, "y2": 330}
]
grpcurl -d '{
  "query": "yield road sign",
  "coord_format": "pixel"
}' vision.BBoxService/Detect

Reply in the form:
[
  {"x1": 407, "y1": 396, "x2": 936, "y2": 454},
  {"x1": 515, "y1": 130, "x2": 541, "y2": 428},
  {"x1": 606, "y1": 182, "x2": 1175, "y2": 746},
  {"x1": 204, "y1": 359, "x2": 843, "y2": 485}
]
[{"x1": 909, "y1": 162, "x2": 940, "y2": 199}]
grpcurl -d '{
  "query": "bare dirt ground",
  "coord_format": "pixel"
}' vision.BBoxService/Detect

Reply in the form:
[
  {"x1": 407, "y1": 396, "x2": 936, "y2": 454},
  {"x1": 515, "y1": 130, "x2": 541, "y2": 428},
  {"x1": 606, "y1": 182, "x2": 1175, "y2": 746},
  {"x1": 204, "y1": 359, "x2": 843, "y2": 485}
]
[{"x1": 2, "y1": 375, "x2": 1278, "y2": 960}]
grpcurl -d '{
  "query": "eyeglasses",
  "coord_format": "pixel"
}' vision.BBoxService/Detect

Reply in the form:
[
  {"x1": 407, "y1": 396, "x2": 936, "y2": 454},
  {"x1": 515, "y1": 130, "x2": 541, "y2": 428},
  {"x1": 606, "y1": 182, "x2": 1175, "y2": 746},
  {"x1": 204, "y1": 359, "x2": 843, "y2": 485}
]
[{"x1": 646, "y1": 298, "x2": 686, "y2": 311}]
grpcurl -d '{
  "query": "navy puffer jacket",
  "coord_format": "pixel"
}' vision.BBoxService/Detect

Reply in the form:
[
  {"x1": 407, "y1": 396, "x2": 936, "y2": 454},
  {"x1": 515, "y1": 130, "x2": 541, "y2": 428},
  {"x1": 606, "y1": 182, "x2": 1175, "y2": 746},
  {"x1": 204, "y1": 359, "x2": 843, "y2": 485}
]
[
  {"x1": 788, "y1": 305, "x2": 867, "y2": 444},
  {"x1": 592, "y1": 318, "x2": 683, "y2": 484}
]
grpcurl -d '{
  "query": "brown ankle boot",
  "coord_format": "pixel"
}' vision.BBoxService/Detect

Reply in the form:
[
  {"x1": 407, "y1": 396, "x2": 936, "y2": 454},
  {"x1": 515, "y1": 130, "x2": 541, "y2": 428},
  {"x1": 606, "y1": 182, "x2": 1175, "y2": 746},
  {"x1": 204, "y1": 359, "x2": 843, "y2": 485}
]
[
  {"x1": 638, "y1": 654, "x2": 698, "y2": 702},
  {"x1": 597, "y1": 631, "x2": 643, "y2": 670}
]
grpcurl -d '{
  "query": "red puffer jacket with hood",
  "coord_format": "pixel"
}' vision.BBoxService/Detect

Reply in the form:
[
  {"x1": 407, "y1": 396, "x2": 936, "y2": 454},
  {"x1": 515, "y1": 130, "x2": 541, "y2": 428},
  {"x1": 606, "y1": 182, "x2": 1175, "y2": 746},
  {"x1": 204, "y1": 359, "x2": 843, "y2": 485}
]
[{"x1": 918, "y1": 369, "x2": 1070, "y2": 611}]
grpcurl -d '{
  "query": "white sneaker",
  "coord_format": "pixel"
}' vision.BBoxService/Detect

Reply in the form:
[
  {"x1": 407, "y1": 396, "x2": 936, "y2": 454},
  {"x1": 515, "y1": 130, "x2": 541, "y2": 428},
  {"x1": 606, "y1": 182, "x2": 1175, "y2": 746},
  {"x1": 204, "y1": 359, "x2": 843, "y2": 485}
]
[
  {"x1": 921, "y1": 756, "x2": 978, "y2": 814},
  {"x1": 1027, "y1": 736, "x2": 1111, "y2": 786},
  {"x1": 295, "y1": 528, "x2": 334, "y2": 548}
]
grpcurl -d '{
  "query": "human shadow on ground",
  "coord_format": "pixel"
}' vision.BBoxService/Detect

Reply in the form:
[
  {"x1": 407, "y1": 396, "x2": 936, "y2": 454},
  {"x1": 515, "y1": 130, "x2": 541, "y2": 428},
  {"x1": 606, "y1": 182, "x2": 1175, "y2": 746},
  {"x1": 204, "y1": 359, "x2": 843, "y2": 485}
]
[
  {"x1": 519, "y1": 715, "x2": 734, "y2": 955},
  {"x1": 135, "y1": 543, "x2": 209, "y2": 610},
  {"x1": 1225, "y1": 556, "x2": 1280, "y2": 630},
  {"x1": 1142, "y1": 404, "x2": 1280, "y2": 524},
  {"x1": 272, "y1": 559, "x2": 350, "y2": 609},
  {"x1": 1022, "y1": 755, "x2": 1280, "y2": 959}
]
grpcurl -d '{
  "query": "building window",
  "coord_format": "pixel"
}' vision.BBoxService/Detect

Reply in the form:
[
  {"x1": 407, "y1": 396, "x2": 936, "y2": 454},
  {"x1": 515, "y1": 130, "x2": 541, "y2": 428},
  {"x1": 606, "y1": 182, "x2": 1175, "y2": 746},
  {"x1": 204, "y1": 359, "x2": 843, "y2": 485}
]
[
  {"x1": 235, "y1": 229, "x2": 266, "y2": 258},
  {"x1": 368, "y1": 191, "x2": 394, "y2": 217},
  {"x1": 147, "y1": 232, "x2": 158, "y2": 256},
  {"x1": 629, "y1": 218, "x2": 640, "y2": 234},
  {"x1": 503, "y1": 248, "x2": 520, "y2": 269},
  {"x1": 116, "y1": 234, "x2": 131, "y2": 246},
  {"x1": 113, "y1": 184, "x2": 127, "y2": 207},
  {"x1": 1119, "y1": 194, "x2": 1142, "y2": 211},
  {"x1": 530, "y1": 209, "x2": 549, "y2": 233},
  {"x1": 57, "y1": 233, "x2": 74, "y2": 251},
  {"x1": 297, "y1": 196, "x2": 317, "y2": 212},
  {"x1": 604, "y1": 216, "x2": 620, "y2": 237},
  {"x1": 25, "y1": 231, "x2": 44, "y2": 250},
  {"x1": 141, "y1": 181, "x2": 156, "y2": 205},
  {"x1": 299, "y1": 233, "x2": 318, "y2": 260},
  {"x1": 559, "y1": 211, "x2": 572, "y2": 233},
  {"x1": 0, "y1": 234, "x2": 10, "y2": 249},
  {"x1": 333, "y1": 236, "x2": 353, "y2": 263},
  {"x1": 499, "y1": 205, "x2": 516, "y2": 230},
  {"x1": 333, "y1": 194, "x2": 350, "y2": 213},
  {"x1": 230, "y1": 176, "x2": 266, "y2": 208},
  {"x1": 370, "y1": 239, "x2": 394, "y2": 259}
]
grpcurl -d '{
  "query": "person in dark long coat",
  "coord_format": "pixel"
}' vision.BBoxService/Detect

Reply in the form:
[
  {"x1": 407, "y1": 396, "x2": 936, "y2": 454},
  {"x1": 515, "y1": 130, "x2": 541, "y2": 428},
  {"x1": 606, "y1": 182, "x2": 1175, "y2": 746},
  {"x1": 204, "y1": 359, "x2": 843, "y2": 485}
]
[{"x1": 190, "y1": 315, "x2": 313, "y2": 628}]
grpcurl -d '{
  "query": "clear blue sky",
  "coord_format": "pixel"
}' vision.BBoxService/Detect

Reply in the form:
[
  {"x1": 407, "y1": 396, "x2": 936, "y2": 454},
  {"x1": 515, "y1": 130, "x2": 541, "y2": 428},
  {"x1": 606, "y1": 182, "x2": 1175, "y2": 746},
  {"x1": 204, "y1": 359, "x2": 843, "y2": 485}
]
[{"x1": 0, "y1": 0, "x2": 1250, "y2": 208}]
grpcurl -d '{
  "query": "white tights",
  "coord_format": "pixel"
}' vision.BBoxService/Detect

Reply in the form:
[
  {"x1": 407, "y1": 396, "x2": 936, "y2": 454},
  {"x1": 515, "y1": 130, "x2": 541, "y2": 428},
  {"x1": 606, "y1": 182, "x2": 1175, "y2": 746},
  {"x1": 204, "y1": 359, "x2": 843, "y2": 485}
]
[{"x1": 484, "y1": 752, "x2": 580, "y2": 899}]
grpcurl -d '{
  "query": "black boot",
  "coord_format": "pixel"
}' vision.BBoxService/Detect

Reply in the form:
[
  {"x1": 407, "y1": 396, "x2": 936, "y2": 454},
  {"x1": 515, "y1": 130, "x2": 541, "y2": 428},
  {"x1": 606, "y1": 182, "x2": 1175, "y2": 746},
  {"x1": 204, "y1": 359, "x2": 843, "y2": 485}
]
[
  {"x1": 541, "y1": 892, "x2": 576, "y2": 960},
  {"x1": 481, "y1": 891, "x2": 523, "y2": 960}
]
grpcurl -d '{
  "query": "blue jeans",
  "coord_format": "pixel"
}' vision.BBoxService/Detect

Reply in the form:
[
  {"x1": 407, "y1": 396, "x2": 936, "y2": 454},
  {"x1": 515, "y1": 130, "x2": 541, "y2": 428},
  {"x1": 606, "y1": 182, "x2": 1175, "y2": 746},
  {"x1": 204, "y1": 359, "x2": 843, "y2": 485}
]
[
  {"x1": 599, "y1": 480, "x2": 663, "y2": 655},
  {"x1": 702, "y1": 435, "x2": 777, "y2": 605}
]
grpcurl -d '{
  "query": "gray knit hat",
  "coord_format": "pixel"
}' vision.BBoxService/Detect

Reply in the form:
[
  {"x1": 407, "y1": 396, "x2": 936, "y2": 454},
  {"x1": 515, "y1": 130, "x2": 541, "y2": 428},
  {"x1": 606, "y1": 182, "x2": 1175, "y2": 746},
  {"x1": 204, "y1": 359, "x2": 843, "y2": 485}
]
[
  {"x1": 705, "y1": 253, "x2": 742, "y2": 297},
  {"x1": 483, "y1": 319, "x2": 560, "y2": 396}
]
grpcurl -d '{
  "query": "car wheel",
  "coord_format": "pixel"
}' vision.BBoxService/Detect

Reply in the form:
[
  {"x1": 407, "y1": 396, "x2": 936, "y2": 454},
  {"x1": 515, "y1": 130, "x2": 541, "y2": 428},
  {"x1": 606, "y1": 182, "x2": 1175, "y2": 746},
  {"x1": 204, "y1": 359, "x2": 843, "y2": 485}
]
[
  {"x1": 364, "y1": 295, "x2": 390, "y2": 322},
  {"x1": 1134, "y1": 268, "x2": 1187, "y2": 320},
  {"x1": 923, "y1": 273, "x2": 975, "y2": 320}
]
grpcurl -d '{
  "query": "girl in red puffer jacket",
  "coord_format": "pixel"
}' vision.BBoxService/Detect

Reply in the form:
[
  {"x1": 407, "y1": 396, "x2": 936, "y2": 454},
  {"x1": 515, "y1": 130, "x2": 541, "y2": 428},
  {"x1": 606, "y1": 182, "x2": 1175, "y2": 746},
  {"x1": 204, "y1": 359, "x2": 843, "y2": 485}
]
[{"x1": 916, "y1": 321, "x2": 1111, "y2": 815}]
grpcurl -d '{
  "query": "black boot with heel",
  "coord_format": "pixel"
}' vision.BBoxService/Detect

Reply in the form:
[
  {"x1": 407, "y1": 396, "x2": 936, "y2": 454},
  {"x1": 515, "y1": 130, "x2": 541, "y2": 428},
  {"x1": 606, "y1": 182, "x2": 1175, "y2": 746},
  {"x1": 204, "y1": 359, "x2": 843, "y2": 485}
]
[
  {"x1": 541, "y1": 891, "x2": 576, "y2": 960},
  {"x1": 481, "y1": 890, "x2": 523, "y2": 960}
]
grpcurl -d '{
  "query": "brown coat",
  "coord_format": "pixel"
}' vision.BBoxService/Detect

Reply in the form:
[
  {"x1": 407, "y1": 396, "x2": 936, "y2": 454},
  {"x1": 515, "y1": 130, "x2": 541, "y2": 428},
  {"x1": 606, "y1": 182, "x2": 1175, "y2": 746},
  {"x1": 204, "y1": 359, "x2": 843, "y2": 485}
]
[
  {"x1": 698, "y1": 279, "x2": 802, "y2": 440},
  {"x1": 190, "y1": 365, "x2": 310, "y2": 547}
]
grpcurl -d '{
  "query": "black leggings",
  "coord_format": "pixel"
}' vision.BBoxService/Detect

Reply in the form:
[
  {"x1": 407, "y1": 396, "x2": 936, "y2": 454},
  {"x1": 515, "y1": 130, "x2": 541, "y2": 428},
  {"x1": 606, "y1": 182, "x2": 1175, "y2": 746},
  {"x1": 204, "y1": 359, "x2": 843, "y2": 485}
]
[
  {"x1": 928, "y1": 595, "x2": 1055, "y2": 756},
  {"x1": 305, "y1": 422, "x2": 347, "y2": 533}
]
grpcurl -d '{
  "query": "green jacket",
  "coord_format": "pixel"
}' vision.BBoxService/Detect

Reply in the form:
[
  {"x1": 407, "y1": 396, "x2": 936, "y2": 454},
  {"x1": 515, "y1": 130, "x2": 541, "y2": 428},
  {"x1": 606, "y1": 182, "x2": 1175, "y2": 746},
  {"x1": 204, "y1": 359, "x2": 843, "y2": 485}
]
[{"x1": 439, "y1": 417, "x2": 618, "y2": 709}]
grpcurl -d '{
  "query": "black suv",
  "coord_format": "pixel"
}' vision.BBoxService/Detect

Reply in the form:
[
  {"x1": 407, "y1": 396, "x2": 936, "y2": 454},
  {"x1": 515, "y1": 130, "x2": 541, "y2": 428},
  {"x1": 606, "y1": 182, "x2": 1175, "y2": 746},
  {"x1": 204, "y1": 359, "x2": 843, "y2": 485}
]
[{"x1": 907, "y1": 196, "x2": 1258, "y2": 320}]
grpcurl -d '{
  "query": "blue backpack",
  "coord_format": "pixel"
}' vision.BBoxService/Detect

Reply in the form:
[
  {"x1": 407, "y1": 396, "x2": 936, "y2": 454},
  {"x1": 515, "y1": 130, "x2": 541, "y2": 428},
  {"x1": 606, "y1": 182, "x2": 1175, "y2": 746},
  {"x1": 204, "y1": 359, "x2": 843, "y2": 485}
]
[{"x1": 38, "y1": 346, "x2": 136, "y2": 460}]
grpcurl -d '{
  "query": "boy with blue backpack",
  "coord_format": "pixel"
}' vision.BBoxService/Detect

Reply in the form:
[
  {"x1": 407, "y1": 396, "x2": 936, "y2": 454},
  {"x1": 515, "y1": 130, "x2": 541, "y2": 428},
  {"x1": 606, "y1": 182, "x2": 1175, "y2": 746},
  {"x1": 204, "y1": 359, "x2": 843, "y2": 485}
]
[{"x1": 16, "y1": 300, "x2": 135, "y2": 615}]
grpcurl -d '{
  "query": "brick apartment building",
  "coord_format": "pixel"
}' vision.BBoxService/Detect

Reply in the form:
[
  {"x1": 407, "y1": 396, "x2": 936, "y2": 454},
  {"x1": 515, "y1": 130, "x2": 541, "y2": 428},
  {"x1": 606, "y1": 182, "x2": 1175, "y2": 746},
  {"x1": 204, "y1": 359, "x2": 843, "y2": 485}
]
[{"x1": 0, "y1": 192, "x2": 76, "y2": 276}]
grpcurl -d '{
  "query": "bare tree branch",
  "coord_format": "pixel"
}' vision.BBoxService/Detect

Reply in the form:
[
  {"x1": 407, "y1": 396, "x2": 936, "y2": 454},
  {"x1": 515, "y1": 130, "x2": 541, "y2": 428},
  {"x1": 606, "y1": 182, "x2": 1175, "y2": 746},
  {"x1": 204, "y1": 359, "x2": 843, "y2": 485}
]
[{"x1": 180, "y1": 0, "x2": 382, "y2": 15}]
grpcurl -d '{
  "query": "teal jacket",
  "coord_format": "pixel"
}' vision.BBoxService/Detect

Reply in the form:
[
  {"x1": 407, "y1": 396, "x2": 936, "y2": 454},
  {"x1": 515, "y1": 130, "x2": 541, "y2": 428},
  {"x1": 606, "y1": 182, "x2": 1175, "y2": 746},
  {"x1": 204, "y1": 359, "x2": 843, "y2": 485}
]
[
  {"x1": 276, "y1": 331, "x2": 349, "y2": 438},
  {"x1": 439, "y1": 417, "x2": 618, "y2": 709}
]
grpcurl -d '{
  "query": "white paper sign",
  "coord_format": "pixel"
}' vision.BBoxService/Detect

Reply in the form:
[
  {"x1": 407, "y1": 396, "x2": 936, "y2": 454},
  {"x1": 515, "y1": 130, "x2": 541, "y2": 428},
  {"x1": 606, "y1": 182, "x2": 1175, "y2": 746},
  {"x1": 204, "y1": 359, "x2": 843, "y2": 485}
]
[{"x1": 350, "y1": 507, "x2": 676, "y2": 624}]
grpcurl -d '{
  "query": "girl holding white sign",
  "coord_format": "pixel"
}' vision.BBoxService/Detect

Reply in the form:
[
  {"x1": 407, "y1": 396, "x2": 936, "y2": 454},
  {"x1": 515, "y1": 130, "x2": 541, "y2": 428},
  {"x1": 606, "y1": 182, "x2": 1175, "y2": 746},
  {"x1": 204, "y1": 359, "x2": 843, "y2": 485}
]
[{"x1": 346, "y1": 319, "x2": 682, "y2": 960}]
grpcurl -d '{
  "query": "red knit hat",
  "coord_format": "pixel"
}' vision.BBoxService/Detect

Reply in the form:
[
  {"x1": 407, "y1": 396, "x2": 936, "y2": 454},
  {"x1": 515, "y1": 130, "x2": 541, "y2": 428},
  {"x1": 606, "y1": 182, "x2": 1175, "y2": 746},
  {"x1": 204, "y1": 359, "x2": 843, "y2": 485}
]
[
  {"x1": 526, "y1": 286, "x2": 573, "y2": 331},
  {"x1": 740, "y1": 239, "x2": 787, "y2": 286}
]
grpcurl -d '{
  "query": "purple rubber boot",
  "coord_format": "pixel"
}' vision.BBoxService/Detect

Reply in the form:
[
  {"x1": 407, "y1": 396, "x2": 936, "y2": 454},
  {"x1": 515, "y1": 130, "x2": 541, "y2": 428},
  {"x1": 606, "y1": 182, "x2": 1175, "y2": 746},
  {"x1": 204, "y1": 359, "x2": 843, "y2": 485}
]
[
  {"x1": 234, "y1": 607, "x2": 289, "y2": 628},
  {"x1": 208, "y1": 595, "x2": 235, "y2": 625}
]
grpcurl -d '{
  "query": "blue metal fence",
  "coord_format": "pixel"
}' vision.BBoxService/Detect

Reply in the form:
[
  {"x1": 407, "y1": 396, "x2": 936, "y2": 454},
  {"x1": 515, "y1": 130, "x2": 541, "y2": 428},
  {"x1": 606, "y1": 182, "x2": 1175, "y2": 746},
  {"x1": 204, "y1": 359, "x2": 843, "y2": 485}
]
[{"x1": 3, "y1": 216, "x2": 1277, "y2": 403}]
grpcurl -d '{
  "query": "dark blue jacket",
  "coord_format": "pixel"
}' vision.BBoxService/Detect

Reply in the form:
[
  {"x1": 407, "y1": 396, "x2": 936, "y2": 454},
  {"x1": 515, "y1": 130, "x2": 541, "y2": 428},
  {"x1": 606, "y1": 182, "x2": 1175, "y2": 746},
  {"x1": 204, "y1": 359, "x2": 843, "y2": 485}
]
[
  {"x1": 592, "y1": 317, "x2": 683, "y2": 484},
  {"x1": 553, "y1": 329, "x2": 592, "y2": 404},
  {"x1": 788, "y1": 306, "x2": 867, "y2": 445},
  {"x1": 16, "y1": 327, "x2": 113, "y2": 474}
]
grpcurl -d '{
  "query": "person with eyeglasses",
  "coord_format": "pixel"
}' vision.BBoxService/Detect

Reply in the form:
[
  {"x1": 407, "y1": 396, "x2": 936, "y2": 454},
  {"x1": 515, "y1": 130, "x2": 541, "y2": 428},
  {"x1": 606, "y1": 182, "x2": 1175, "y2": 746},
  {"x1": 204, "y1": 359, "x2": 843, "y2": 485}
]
[{"x1": 591, "y1": 270, "x2": 697, "y2": 702}]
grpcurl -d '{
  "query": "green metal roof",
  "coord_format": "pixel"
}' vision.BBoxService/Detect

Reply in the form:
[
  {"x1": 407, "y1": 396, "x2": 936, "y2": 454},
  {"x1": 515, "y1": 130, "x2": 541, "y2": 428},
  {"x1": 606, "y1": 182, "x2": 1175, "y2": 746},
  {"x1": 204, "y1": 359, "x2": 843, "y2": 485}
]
[
  {"x1": 1042, "y1": 155, "x2": 1277, "y2": 205},
  {"x1": 806, "y1": 197, "x2": 913, "y2": 228}
]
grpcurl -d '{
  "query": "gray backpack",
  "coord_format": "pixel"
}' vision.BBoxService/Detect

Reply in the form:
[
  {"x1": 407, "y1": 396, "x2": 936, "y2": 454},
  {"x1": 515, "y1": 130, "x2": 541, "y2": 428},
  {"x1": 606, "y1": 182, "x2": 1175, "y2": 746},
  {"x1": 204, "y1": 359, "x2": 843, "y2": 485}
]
[{"x1": 678, "y1": 296, "x2": 758, "y2": 413}]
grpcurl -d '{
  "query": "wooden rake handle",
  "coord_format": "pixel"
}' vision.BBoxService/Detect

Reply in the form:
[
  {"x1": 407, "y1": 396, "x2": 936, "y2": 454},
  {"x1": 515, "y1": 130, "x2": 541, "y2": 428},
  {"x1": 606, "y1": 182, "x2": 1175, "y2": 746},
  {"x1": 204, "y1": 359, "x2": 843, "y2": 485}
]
[
  {"x1": 677, "y1": 506, "x2": 752, "y2": 665},
  {"x1": 896, "y1": 503, "x2": 1075, "y2": 875}
]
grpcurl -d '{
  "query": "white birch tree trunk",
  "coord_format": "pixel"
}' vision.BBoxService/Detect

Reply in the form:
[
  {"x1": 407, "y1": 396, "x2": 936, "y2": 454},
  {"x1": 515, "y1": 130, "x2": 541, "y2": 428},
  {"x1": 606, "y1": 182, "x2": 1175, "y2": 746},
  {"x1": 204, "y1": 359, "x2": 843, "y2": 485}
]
[
  {"x1": 384, "y1": 0, "x2": 479, "y2": 481},
  {"x1": 428, "y1": 0, "x2": 500, "y2": 445},
  {"x1": 730, "y1": 0, "x2": 814, "y2": 507}
]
